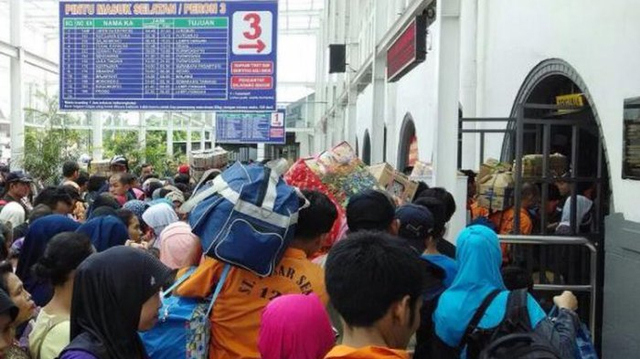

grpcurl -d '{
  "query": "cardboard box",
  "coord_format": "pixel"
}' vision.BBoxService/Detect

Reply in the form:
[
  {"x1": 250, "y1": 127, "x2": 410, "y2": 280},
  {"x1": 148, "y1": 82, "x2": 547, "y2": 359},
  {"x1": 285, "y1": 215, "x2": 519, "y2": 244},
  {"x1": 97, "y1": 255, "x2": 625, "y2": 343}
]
[
  {"x1": 477, "y1": 171, "x2": 515, "y2": 212},
  {"x1": 368, "y1": 163, "x2": 419, "y2": 203}
]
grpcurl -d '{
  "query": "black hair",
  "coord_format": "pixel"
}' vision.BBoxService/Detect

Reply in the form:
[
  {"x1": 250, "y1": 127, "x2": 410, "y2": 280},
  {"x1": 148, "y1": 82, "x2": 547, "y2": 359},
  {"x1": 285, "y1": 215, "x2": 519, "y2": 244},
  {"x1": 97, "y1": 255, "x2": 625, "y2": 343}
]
[
  {"x1": 146, "y1": 181, "x2": 163, "y2": 199},
  {"x1": 346, "y1": 190, "x2": 396, "y2": 233},
  {"x1": 501, "y1": 266, "x2": 534, "y2": 292},
  {"x1": 174, "y1": 183, "x2": 190, "y2": 194},
  {"x1": 295, "y1": 190, "x2": 338, "y2": 241},
  {"x1": 140, "y1": 163, "x2": 151, "y2": 169},
  {"x1": 413, "y1": 181, "x2": 430, "y2": 201},
  {"x1": 548, "y1": 184, "x2": 561, "y2": 201},
  {"x1": 62, "y1": 161, "x2": 80, "y2": 178},
  {"x1": 111, "y1": 172, "x2": 135, "y2": 186},
  {"x1": 34, "y1": 232, "x2": 93, "y2": 287},
  {"x1": 34, "y1": 186, "x2": 73, "y2": 209},
  {"x1": 419, "y1": 188, "x2": 456, "y2": 223},
  {"x1": 115, "y1": 209, "x2": 136, "y2": 227},
  {"x1": 522, "y1": 182, "x2": 540, "y2": 199},
  {"x1": 158, "y1": 188, "x2": 172, "y2": 199},
  {"x1": 75, "y1": 171, "x2": 90, "y2": 188},
  {"x1": 62, "y1": 185, "x2": 82, "y2": 202},
  {"x1": 174, "y1": 173, "x2": 190, "y2": 186},
  {"x1": 87, "y1": 176, "x2": 107, "y2": 193},
  {"x1": 413, "y1": 196, "x2": 447, "y2": 240},
  {"x1": 325, "y1": 231, "x2": 426, "y2": 328},
  {"x1": 29, "y1": 204, "x2": 53, "y2": 223},
  {"x1": 92, "y1": 193, "x2": 121, "y2": 210},
  {"x1": 0, "y1": 261, "x2": 13, "y2": 294}
]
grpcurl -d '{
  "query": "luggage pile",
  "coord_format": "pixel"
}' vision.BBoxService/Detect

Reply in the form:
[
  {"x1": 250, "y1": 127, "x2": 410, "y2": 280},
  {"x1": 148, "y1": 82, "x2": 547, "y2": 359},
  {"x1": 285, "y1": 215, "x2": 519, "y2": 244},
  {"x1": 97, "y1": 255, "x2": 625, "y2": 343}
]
[
  {"x1": 189, "y1": 147, "x2": 229, "y2": 180},
  {"x1": 284, "y1": 142, "x2": 379, "y2": 248}
]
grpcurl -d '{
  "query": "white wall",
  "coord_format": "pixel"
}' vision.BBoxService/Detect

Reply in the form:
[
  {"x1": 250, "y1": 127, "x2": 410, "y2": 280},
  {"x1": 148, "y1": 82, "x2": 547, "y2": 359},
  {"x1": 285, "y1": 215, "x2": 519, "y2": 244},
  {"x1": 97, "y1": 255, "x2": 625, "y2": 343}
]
[
  {"x1": 476, "y1": 0, "x2": 640, "y2": 222},
  {"x1": 355, "y1": 84, "x2": 373, "y2": 153},
  {"x1": 394, "y1": 52, "x2": 439, "y2": 167}
]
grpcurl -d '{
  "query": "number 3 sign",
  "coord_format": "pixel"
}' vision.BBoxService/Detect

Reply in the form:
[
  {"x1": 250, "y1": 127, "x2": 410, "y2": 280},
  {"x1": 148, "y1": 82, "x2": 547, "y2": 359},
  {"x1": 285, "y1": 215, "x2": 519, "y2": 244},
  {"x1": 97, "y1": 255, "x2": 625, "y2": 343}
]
[{"x1": 233, "y1": 11, "x2": 273, "y2": 55}]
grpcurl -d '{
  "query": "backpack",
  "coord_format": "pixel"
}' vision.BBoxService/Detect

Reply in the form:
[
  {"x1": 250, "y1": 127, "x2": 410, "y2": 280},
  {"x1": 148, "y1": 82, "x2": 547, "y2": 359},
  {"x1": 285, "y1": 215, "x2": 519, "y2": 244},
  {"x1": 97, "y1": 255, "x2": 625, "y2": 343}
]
[
  {"x1": 413, "y1": 261, "x2": 447, "y2": 359},
  {"x1": 181, "y1": 161, "x2": 303, "y2": 277},
  {"x1": 140, "y1": 265, "x2": 231, "y2": 359},
  {"x1": 463, "y1": 289, "x2": 561, "y2": 359}
]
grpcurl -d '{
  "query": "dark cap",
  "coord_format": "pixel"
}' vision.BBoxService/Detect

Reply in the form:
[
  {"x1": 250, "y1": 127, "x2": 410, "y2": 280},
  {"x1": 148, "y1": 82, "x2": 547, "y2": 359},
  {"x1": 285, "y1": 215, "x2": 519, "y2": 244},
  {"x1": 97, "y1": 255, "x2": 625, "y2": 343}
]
[
  {"x1": 346, "y1": 189, "x2": 396, "y2": 232},
  {"x1": 5, "y1": 171, "x2": 33, "y2": 184},
  {"x1": 395, "y1": 204, "x2": 435, "y2": 241}
]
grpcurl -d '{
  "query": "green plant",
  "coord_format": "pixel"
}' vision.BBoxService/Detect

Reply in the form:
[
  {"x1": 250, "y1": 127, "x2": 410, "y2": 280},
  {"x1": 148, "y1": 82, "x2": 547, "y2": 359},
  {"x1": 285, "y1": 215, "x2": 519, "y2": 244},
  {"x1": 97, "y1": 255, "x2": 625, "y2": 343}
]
[{"x1": 22, "y1": 92, "x2": 87, "y2": 185}]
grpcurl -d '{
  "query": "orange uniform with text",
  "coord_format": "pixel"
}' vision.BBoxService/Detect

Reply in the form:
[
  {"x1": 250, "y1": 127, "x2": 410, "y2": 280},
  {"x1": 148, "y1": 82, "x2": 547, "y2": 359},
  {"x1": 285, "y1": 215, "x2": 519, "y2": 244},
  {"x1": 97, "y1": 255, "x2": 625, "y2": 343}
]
[
  {"x1": 324, "y1": 346, "x2": 410, "y2": 359},
  {"x1": 176, "y1": 248, "x2": 328, "y2": 359}
]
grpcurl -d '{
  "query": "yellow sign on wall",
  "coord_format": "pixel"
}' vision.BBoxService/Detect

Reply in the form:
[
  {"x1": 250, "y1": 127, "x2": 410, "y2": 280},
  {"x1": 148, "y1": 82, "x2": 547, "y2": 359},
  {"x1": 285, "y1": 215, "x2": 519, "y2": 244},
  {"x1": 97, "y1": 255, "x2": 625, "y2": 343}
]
[{"x1": 556, "y1": 94, "x2": 584, "y2": 108}]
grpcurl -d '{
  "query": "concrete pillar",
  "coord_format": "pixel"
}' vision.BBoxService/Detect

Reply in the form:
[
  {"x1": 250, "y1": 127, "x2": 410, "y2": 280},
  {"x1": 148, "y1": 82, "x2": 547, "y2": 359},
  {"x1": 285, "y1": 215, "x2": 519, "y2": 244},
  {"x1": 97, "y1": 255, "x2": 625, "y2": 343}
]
[
  {"x1": 433, "y1": 0, "x2": 462, "y2": 188},
  {"x1": 9, "y1": 0, "x2": 23, "y2": 170},
  {"x1": 386, "y1": 82, "x2": 398, "y2": 166},
  {"x1": 460, "y1": 0, "x2": 479, "y2": 169},
  {"x1": 166, "y1": 113, "x2": 174, "y2": 157},
  {"x1": 91, "y1": 112, "x2": 103, "y2": 160},
  {"x1": 370, "y1": 0, "x2": 389, "y2": 164},
  {"x1": 138, "y1": 112, "x2": 146, "y2": 162},
  {"x1": 257, "y1": 143, "x2": 266, "y2": 161},
  {"x1": 186, "y1": 117, "x2": 192, "y2": 156}
]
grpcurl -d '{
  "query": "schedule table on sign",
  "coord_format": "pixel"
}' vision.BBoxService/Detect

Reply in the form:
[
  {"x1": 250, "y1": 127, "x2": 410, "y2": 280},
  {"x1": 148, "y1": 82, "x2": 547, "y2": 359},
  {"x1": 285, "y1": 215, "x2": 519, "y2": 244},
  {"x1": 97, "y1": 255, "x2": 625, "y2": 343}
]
[{"x1": 61, "y1": 17, "x2": 229, "y2": 107}]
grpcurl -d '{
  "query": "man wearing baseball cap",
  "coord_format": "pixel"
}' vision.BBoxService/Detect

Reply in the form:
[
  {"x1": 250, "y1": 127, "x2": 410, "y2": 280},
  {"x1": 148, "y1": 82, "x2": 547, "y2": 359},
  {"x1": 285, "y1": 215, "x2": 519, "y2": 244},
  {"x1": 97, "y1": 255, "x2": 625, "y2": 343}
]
[
  {"x1": 0, "y1": 171, "x2": 33, "y2": 216},
  {"x1": 346, "y1": 189, "x2": 399, "y2": 235},
  {"x1": 395, "y1": 204, "x2": 458, "y2": 287}
]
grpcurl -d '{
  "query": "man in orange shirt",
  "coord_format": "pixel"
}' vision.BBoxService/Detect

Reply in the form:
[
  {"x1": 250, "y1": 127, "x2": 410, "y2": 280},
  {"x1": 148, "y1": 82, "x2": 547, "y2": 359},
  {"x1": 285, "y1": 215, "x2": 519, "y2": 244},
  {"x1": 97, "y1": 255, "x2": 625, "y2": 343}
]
[
  {"x1": 490, "y1": 183, "x2": 539, "y2": 263},
  {"x1": 324, "y1": 231, "x2": 427, "y2": 359},
  {"x1": 176, "y1": 190, "x2": 338, "y2": 359}
]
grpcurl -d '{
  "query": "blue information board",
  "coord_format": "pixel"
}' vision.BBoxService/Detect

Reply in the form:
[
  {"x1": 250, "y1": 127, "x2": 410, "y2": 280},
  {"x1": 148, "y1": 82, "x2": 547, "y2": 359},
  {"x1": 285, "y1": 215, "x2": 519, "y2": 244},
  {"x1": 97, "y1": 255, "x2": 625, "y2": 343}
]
[
  {"x1": 59, "y1": 1, "x2": 277, "y2": 111},
  {"x1": 216, "y1": 111, "x2": 285, "y2": 144}
]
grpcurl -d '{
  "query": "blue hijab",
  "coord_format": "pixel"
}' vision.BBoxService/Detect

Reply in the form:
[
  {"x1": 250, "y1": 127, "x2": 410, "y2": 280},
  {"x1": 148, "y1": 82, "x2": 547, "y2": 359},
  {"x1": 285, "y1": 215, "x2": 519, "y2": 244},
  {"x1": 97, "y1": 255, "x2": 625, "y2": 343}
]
[
  {"x1": 433, "y1": 225, "x2": 506, "y2": 347},
  {"x1": 77, "y1": 216, "x2": 129, "y2": 252},
  {"x1": 16, "y1": 215, "x2": 81, "y2": 307}
]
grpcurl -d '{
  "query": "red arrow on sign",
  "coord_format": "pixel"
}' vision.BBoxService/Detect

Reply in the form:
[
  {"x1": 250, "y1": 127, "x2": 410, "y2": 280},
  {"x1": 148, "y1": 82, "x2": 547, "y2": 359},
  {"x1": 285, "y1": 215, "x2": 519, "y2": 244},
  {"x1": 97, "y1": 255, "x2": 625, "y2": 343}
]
[{"x1": 239, "y1": 39, "x2": 266, "y2": 53}]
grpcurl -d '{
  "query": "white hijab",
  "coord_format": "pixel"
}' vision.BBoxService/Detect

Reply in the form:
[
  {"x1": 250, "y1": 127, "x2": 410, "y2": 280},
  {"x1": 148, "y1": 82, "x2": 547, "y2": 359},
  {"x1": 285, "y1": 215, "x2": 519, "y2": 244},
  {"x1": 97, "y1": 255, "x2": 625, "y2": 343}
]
[
  {"x1": 142, "y1": 203, "x2": 179, "y2": 247},
  {"x1": 559, "y1": 195, "x2": 593, "y2": 228},
  {"x1": 0, "y1": 202, "x2": 25, "y2": 229}
]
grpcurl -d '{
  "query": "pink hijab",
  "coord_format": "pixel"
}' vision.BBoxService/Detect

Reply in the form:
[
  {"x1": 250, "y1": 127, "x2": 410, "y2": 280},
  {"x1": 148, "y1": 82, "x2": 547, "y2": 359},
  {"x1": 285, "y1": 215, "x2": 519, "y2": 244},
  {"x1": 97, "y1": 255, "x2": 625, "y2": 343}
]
[
  {"x1": 158, "y1": 222, "x2": 202, "y2": 269},
  {"x1": 259, "y1": 294, "x2": 335, "y2": 359}
]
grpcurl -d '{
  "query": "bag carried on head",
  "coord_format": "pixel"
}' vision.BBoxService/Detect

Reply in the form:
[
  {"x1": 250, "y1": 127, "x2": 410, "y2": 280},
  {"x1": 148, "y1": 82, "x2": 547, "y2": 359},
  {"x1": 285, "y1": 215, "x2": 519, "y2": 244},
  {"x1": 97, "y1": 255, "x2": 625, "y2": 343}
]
[
  {"x1": 462, "y1": 289, "x2": 561, "y2": 359},
  {"x1": 181, "y1": 161, "x2": 303, "y2": 277}
]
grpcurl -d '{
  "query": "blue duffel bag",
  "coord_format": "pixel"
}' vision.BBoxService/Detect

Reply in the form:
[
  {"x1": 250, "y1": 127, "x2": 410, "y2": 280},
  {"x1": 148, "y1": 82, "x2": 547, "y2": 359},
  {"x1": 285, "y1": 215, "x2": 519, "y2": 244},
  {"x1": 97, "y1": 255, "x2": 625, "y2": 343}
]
[
  {"x1": 140, "y1": 265, "x2": 230, "y2": 359},
  {"x1": 181, "y1": 161, "x2": 304, "y2": 277}
]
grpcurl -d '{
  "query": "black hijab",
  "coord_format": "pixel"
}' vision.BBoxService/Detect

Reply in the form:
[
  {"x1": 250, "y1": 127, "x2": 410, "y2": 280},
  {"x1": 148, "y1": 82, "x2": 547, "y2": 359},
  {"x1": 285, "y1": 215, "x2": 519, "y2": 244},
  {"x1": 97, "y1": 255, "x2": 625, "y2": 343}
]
[{"x1": 61, "y1": 246, "x2": 172, "y2": 359}]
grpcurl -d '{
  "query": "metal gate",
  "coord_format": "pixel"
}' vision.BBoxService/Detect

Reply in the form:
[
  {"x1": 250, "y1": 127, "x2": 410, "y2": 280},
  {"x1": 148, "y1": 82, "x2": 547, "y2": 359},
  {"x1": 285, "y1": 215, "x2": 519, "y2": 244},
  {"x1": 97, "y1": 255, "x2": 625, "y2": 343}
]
[{"x1": 458, "y1": 102, "x2": 608, "y2": 350}]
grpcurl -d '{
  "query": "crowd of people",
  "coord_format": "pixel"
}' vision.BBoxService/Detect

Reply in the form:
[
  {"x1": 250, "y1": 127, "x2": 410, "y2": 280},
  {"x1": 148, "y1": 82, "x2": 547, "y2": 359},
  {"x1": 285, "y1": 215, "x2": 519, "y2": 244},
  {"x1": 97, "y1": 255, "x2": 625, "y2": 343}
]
[{"x1": 0, "y1": 155, "x2": 585, "y2": 359}]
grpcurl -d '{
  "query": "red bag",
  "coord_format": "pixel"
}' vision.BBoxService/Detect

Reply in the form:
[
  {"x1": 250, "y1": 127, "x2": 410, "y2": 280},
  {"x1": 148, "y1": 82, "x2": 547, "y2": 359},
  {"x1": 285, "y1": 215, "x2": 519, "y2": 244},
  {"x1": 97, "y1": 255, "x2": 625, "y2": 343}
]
[{"x1": 284, "y1": 158, "x2": 347, "y2": 250}]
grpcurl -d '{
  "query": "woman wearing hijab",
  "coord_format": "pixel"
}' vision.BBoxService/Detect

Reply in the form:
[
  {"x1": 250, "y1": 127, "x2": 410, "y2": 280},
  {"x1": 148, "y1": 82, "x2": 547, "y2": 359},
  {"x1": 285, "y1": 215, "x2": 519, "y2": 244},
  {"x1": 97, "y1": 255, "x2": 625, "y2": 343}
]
[
  {"x1": 16, "y1": 215, "x2": 81, "y2": 307},
  {"x1": 0, "y1": 202, "x2": 26, "y2": 231},
  {"x1": 122, "y1": 200, "x2": 148, "y2": 224},
  {"x1": 158, "y1": 222, "x2": 202, "y2": 270},
  {"x1": 87, "y1": 207, "x2": 117, "y2": 221},
  {"x1": 432, "y1": 225, "x2": 580, "y2": 358},
  {"x1": 76, "y1": 217, "x2": 129, "y2": 252},
  {"x1": 58, "y1": 246, "x2": 172, "y2": 359},
  {"x1": 258, "y1": 294, "x2": 335, "y2": 359},
  {"x1": 142, "y1": 203, "x2": 178, "y2": 248},
  {"x1": 555, "y1": 195, "x2": 593, "y2": 235}
]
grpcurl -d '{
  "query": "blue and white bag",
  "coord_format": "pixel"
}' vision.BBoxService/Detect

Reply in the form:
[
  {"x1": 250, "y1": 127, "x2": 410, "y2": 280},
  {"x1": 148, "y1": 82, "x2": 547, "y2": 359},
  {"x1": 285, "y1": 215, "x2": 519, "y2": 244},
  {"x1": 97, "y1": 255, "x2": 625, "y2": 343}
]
[
  {"x1": 181, "y1": 161, "x2": 304, "y2": 277},
  {"x1": 141, "y1": 265, "x2": 230, "y2": 359}
]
